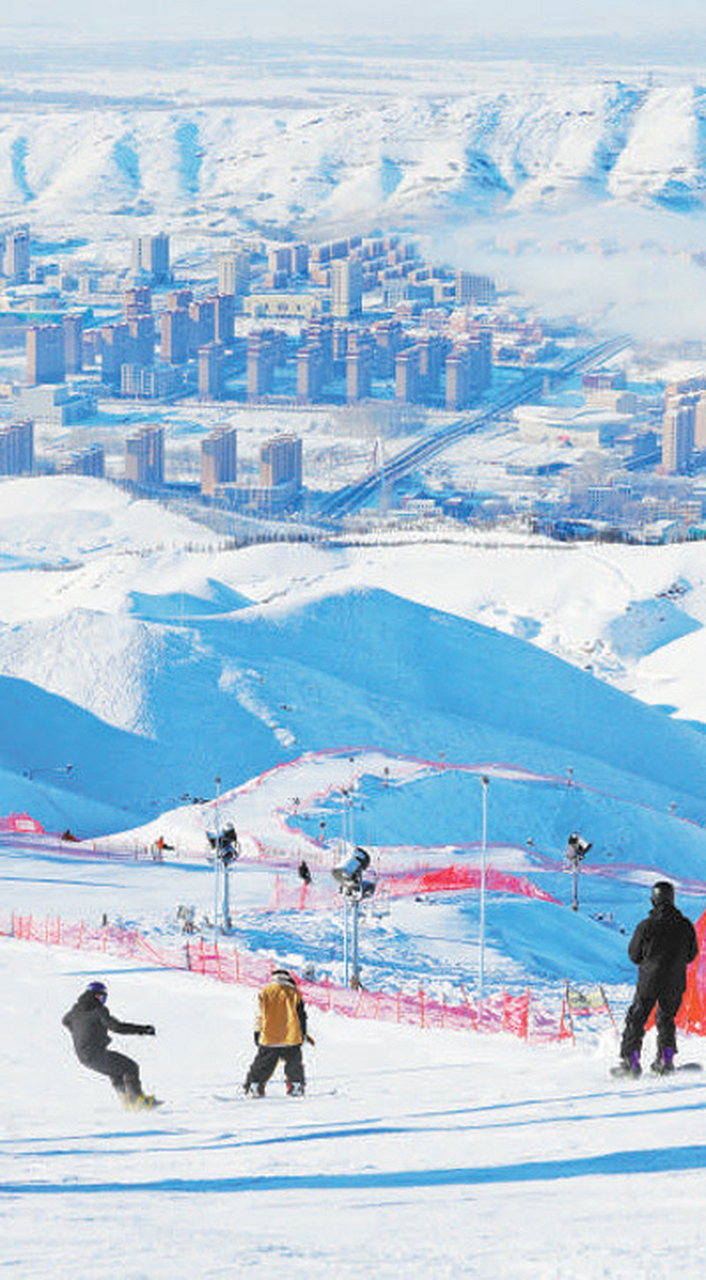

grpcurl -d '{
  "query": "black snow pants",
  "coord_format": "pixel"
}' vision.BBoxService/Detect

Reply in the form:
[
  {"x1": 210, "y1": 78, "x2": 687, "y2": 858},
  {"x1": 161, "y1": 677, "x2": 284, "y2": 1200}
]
[
  {"x1": 78, "y1": 1048, "x2": 143, "y2": 1099},
  {"x1": 620, "y1": 978, "x2": 684, "y2": 1059},
  {"x1": 244, "y1": 1044, "x2": 305, "y2": 1093}
]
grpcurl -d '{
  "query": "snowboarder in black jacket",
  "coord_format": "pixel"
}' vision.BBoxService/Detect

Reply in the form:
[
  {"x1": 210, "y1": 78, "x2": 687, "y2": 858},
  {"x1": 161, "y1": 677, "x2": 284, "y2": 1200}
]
[
  {"x1": 62, "y1": 981, "x2": 157, "y2": 1107},
  {"x1": 617, "y1": 882, "x2": 698, "y2": 1076}
]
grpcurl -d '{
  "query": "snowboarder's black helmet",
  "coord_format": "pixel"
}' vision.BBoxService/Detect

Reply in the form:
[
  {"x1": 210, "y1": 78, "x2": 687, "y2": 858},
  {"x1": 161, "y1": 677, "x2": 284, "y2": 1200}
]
[
  {"x1": 87, "y1": 980, "x2": 107, "y2": 1001},
  {"x1": 272, "y1": 967, "x2": 295, "y2": 985},
  {"x1": 651, "y1": 881, "x2": 675, "y2": 908}
]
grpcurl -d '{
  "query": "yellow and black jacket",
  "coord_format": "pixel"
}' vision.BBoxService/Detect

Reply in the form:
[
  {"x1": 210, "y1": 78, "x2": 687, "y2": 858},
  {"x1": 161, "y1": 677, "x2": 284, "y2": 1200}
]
[{"x1": 256, "y1": 976, "x2": 307, "y2": 1046}]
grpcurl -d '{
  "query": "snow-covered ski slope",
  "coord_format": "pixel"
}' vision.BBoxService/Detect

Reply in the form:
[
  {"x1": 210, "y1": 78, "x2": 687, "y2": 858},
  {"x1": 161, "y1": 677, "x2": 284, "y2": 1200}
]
[
  {"x1": 5, "y1": 482, "x2": 706, "y2": 1276},
  {"x1": 3, "y1": 475, "x2": 706, "y2": 990},
  {"x1": 4, "y1": 914, "x2": 706, "y2": 1280}
]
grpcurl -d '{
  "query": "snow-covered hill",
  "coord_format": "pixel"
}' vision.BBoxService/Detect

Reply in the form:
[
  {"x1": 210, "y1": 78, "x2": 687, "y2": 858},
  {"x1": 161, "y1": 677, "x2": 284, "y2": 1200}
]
[
  {"x1": 3, "y1": 62, "x2": 706, "y2": 240},
  {"x1": 5, "y1": 477, "x2": 706, "y2": 840}
]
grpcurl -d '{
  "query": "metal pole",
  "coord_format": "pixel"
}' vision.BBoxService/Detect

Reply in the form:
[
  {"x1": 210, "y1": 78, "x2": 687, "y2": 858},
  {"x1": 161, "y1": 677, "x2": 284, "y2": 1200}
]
[
  {"x1": 343, "y1": 893, "x2": 350, "y2": 986},
  {"x1": 213, "y1": 776, "x2": 221, "y2": 937},
  {"x1": 479, "y1": 775, "x2": 489, "y2": 1009},
  {"x1": 222, "y1": 857, "x2": 231, "y2": 932},
  {"x1": 351, "y1": 896, "x2": 360, "y2": 987}
]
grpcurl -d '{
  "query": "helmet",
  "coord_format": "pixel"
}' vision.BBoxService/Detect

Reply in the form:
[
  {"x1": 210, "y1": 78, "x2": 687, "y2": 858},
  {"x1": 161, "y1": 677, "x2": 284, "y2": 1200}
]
[
  {"x1": 87, "y1": 980, "x2": 107, "y2": 1002},
  {"x1": 651, "y1": 881, "x2": 675, "y2": 908},
  {"x1": 272, "y1": 967, "x2": 295, "y2": 986}
]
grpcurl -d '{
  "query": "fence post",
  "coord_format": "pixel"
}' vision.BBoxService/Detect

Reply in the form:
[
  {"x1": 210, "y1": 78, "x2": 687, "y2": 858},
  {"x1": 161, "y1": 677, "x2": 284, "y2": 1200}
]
[{"x1": 419, "y1": 987, "x2": 425, "y2": 1029}]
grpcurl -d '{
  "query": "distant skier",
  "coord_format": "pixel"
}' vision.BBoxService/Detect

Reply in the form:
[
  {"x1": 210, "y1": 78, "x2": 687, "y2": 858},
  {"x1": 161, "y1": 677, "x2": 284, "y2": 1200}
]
[
  {"x1": 62, "y1": 980, "x2": 158, "y2": 1108},
  {"x1": 298, "y1": 859, "x2": 312, "y2": 886},
  {"x1": 616, "y1": 881, "x2": 698, "y2": 1076},
  {"x1": 244, "y1": 968, "x2": 310, "y2": 1097}
]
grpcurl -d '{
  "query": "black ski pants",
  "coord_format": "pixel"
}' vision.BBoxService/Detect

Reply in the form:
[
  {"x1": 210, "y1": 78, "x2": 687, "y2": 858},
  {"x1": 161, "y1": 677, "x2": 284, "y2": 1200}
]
[
  {"x1": 620, "y1": 979, "x2": 684, "y2": 1059},
  {"x1": 78, "y1": 1048, "x2": 143, "y2": 1099},
  {"x1": 244, "y1": 1044, "x2": 304, "y2": 1093}
]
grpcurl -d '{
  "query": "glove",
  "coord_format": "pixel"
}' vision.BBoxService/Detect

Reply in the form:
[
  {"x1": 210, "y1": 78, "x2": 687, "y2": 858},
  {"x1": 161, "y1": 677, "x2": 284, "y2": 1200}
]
[
  {"x1": 253, "y1": 1031, "x2": 260, "y2": 1045},
  {"x1": 305, "y1": 1034, "x2": 315, "y2": 1046},
  {"x1": 142, "y1": 1025, "x2": 156, "y2": 1036}
]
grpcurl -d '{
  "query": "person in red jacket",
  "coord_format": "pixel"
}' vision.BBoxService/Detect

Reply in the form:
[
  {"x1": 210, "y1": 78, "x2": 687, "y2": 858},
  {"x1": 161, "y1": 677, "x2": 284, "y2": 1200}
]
[
  {"x1": 617, "y1": 882, "x2": 698, "y2": 1076},
  {"x1": 62, "y1": 980, "x2": 158, "y2": 1108},
  {"x1": 244, "y1": 968, "x2": 309, "y2": 1097}
]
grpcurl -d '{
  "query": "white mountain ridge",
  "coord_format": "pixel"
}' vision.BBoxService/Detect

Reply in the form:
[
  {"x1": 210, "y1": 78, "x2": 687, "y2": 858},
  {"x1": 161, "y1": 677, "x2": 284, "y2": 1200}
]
[{"x1": 2, "y1": 80, "x2": 706, "y2": 238}]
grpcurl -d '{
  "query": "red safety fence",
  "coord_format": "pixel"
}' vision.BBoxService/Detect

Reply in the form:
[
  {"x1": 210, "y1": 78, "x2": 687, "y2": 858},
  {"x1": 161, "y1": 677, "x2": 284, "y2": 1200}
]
[
  {"x1": 2, "y1": 909, "x2": 575, "y2": 1044},
  {"x1": 0, "y1": 812, "x2": 45, "y2": 834},
  {"x1": 662, "y1": 908, "x2": 706, "y2": 1034},
  {"x1": 268, "y1": 866, "x2": 558, "y2": 912},
  {"x1": 382, "y1": 865, "x2": 560, "y2": 902}
]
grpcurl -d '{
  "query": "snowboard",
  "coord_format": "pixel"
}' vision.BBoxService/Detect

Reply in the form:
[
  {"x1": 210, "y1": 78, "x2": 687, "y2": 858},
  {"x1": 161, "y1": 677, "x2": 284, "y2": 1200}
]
[{"x1": 610, "y1": 1062, "x2": 702, "y2": 1079}]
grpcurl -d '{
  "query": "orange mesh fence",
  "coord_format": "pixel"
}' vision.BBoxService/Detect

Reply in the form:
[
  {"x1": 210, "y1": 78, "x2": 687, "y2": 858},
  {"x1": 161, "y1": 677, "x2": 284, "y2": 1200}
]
[
  {"x1": 383, "y1": 866, "x2": 559, "y2": 902},
  {"x1": 3, "y1": 909, "x2": 572, "y2": 1043},
  {"x1": 268, "y1": 866, "x2": 558, "y2": 911},
  {"x1": 677, "y1": 908, "x2": 706, "y2": 1034}
]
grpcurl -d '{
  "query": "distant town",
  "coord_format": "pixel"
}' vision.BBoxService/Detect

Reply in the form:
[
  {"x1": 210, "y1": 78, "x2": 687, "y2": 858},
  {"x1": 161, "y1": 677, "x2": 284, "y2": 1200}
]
[{"x1": 1, "y1": 222, "x2": 705, "y2": 545}]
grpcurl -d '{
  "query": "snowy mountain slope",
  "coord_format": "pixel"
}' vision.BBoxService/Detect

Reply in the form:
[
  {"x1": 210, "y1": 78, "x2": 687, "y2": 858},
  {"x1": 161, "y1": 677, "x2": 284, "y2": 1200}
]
[
  {"x1": 7, "y1": 571, "x2": 706, "y2": 841},
  {"x1": 5, "y1": 480, "x2": 706, "y2": 842},
  {"x1": 4, "y1": 78, "x2": 706, "y2": 237}
]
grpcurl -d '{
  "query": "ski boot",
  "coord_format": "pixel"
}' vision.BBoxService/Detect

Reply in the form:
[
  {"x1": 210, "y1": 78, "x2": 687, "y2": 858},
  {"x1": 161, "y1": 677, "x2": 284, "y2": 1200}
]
[
  {"x1": 651, "y1": 1047, "x2": 675, "y2": 1076},
  {"x1": 286, "y1": 1081, "x2": 305, "y2": 1097},
  {"x1": 612, "y1": 1050, "x2": 641, "y2": 1077},
  {"x1": 244, "y1": 1082, "x2": 265, "y2": 1098},
  {"x1": 123, "y1": 1093, "x2": 162, "y2": 1111}
]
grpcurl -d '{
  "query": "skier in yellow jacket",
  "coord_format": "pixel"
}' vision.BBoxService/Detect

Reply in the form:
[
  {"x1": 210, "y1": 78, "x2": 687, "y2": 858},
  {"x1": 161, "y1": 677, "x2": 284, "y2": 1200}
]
[{"x1": 244, "y1": 968, "x2": 309, "y2": 1096}]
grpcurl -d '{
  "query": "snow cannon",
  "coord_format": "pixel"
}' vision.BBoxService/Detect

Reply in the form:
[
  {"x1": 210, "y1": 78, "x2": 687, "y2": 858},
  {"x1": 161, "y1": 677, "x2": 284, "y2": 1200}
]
[{"x1": 332, "y1": 847, "x2": 376, "y2": 899}]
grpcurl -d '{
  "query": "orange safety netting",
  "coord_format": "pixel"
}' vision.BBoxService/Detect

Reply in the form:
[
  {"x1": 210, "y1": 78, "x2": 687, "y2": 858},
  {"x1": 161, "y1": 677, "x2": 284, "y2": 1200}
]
[
  {"x1": 2, "y1": 910, "x2": 568, "y2": 1044},
  {"x1": 0, "y1": 812, "x2": 45, "y2": 834},
  {"x1": 382, "y1": 865, "x2": 559, "y2": 902},
  {"x1": 676, "y1": 908, "x2": 706, "y2": 1034}
]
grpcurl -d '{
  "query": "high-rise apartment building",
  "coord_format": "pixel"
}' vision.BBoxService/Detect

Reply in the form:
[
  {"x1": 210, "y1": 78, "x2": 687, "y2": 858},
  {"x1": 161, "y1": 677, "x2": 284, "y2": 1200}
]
[
  {"x1": 0, "y1": 419, "x2": 33, "y2": 475},
  {"x1": 26, "y1": 325, "x2": 65, "y2": 386},
  {"x1": 201, "y1": 427, "x2": 238, "y2": 496},
  {"x1": 395, "y1": 346, "x2": 421, "y2": 403},
  {"x1": 125, "y1": 425, "x2": 164, "y2": 486},
  {"x1": 123, "y1": 287, "x2": 152, "y2": 321},
  {"x1": 455, "y1": 272, "x2": 496, "y2": 305},
  {"x1": 3, "y1": 225, "x2": 30, "y2": 283},
  {"x1": 331, "y1": 257, "x2": 363, "y2": 319},
  {"x1": 662, "y1": 398, "x2": 695, "y2": 474},
  {"x1": 128, "y1": 315, "x2": 155, "y2": 367},
  {"x1": 694, "y1": 391, "x2": 706, "y2": 453},
  {"x1": 247, "y1": 331, "x2": 276, "y2": 398},
  {"x1": 259, "y1": 434, "x2": 302, "y2": 489},
  {"x1": 217, "y1": 250, "x2": 250, "y2": 297},
  {"x1": 198, "y1": 343, "x2": 223, "y2": 400},
  {"x1": 214, "y1": 294, "x2": 235, "y2": 346},
  {"x1": 132, "y1": 233, "x2": 170, "y2": 284},
  {"x1": 63, "y1": 314, "x2": 84, "y2": 375},
  {"x1": 296, "y1": 345, "x2": 324, "y2": 402},
  {"x1": 160, "y1": 308, "x2": 189, "y2": 364},
  {"x1": 100, "y1": 322, "x2": 131, "y2": 389},
  {"x1": 60, "y1": 443, "x2": 105, "y2": 477},
  {"x1": 189, "y1": 299, "x2": 216, "y2": 353}
]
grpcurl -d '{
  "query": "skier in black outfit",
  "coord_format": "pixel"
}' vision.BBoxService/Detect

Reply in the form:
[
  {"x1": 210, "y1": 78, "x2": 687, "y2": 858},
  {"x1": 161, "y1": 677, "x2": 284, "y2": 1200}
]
[
  {"x1": 62, "y1": 980, "x2": 157, "y2": 1107},
  {"x1": 617, "y1": 882, "x2": 698, "y2": 1076}
]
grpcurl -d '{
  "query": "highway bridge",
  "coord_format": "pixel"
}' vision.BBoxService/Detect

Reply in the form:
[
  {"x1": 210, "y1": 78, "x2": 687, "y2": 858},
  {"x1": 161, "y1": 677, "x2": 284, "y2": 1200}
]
[{"x1": 318, "y1": 335, "x2": 631, "y2": 522}]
